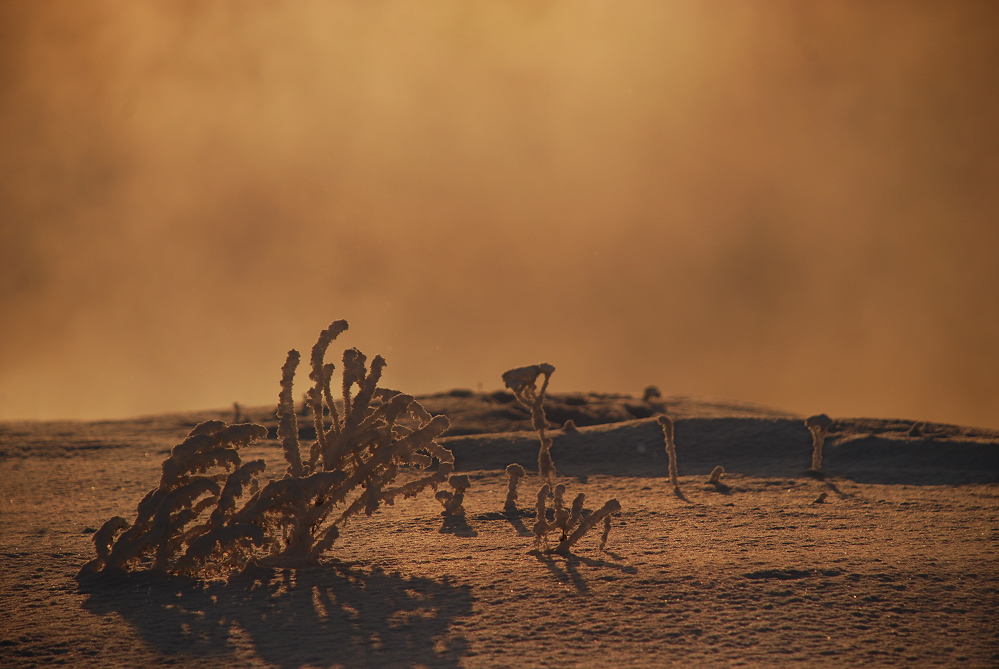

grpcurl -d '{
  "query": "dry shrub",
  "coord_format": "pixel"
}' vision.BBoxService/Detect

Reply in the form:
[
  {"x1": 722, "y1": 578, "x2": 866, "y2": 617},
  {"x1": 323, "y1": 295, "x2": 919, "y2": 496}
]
[{"x1": 80, "y1": 320, "x2": 453, "y2": 578}]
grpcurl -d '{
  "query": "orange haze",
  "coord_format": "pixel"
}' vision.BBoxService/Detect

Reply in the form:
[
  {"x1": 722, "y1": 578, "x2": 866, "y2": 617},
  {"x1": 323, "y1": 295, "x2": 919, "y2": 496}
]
[{"x1": 2, "y1": 2, "x2": 998, "y2": 427}]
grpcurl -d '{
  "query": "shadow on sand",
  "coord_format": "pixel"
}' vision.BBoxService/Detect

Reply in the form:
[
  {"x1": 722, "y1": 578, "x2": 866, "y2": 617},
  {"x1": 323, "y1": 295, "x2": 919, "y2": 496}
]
[
  {"x1": 439, "y1": 514, "x2": 479, "y2": 537},
  {"x1": 78, "y1": 563, "x2": 472, "y2": 668},
  {"x1": 444, "y1": 417, "x2": 998, "y2": 485},
  {"x1": 530, "y1": 550, "x2": 638, "y2": 595}
]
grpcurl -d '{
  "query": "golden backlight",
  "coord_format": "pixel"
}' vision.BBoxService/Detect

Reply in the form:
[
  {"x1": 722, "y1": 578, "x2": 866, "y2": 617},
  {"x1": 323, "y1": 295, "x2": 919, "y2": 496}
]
[{"x1": 1, "y1": 2, "x2": 997, "y2": 426}]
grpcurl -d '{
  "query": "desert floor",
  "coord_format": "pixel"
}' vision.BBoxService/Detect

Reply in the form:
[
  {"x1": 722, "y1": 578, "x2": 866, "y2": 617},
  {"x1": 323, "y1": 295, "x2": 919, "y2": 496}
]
[{"x1": 1, "y1": 391, "x2": 997, "y2": 667}]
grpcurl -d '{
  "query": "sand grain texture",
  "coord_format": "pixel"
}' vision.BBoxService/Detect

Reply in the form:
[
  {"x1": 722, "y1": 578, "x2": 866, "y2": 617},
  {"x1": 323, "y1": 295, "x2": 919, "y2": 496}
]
[{"x1": 2, "y1": 392, "x2": 997, "y2": 667}]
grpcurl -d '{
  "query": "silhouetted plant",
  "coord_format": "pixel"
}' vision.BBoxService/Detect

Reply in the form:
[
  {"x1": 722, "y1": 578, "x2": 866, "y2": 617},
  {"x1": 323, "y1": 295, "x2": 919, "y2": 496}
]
[
  {"x1": 436, "y1": 474, "x2": 470, "y2": 516},
  {"x1": 503, "y1": 463, "x2": 526, "y2": 513},
  {"x1": 502, "y1": 364, "x2": 557, "y2": 489},
  {"x1": 658, "y1": 415, "x2": 682, "y2": 497},
  {"x1": 805, "y1": 413, "x2": 833, "y2": 475},
  {"x1": 80, "y1": 320, "x2": 453, "y2": 578}
]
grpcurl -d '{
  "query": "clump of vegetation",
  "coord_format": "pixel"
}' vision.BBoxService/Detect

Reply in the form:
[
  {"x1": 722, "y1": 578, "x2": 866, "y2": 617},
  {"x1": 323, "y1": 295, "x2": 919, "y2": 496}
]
[
  {"x1": 532, "y1": 482, "x2": 621, "y2": 554},
  {"x1": 805, "y1": 413, "x2": 833, "y2": 476},
  {"x1": 77, "y1": 421, "x2": 270, "y2": 577},
  {"x1": 658, "y1": 415, "x2": 682, "y2": 497},
  {"x1": 501, "y1": 363, "x2": 620, "y2": 554},
  {"x1": 79, "y1": 320, "x2": 454, "y2": 578}
]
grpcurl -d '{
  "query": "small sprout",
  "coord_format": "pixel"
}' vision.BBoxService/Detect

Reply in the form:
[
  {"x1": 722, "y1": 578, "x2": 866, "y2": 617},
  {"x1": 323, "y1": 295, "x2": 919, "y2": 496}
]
[
  {"x1": 705, "y1": 465, "x2": 731, "y2": 494},
  {"x1": 568, "y1": 493, "x2": 584, "y2": 529},
  {"x1": 598, "y1": 515, "x2": 613, "y2": 551},
  {"x1": 813, "y1": 492, "x2": 828, "y2": 504},
  {"x1": 504, "y1": 463, "x2": 526, "y2": 513},
  {"x1": 532, "y1": 484, "x2": 552, "y2": 549},
  {"x1": 642, "y1": 385, "x2": 662, "y2": 402},
  {"x1": 437, "y1": 475, "x2": 470, "y2": 517},
  {"x1": 552, "y1": 484, "x2": 570, "y2": 535},
  {"x1": 658, "y1": 415, "x2": 681, "y2": 497},
  {"x1": 562, "y1": 419, "x2": 578, "y2": 433},
  {"x1": 805, "y1": 413, "x2": 833, "y2": 475}
]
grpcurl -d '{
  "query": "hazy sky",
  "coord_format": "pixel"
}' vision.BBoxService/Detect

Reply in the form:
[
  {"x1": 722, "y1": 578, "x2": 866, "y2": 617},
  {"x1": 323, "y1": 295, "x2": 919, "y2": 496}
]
[{"x1": 2, "y1": 1, "x2": 998, "y2": 427}]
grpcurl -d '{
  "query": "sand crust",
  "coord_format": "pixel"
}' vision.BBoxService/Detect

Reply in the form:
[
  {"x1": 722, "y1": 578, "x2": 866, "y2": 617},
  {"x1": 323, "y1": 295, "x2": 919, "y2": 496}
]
[{"x1": 1, "y1": 392, "x2": 997, "y2": 667}]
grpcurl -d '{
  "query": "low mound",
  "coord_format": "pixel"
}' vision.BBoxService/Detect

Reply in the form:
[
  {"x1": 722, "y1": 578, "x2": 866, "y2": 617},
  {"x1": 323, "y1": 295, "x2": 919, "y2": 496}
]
[{"x1": 1, "y1": 392, "x2": 998, "y2": 668}]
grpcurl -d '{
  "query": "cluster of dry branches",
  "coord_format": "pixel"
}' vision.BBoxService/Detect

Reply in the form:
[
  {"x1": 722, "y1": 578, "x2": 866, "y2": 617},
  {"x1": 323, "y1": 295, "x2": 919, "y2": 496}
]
[{"x1": 80, "y1": 320, "x2": 454, "y2": 578}]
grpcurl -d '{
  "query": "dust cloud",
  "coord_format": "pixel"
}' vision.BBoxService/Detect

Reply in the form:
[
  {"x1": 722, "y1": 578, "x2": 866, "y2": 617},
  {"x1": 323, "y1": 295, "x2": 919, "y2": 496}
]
[{"x1": 2, "y1": 2, "x2": 997, "y2": 427}]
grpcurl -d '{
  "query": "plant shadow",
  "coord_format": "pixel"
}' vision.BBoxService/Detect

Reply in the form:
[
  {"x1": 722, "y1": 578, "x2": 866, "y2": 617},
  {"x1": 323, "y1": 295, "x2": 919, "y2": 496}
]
[
  {"x1": 77, "y1": 563, "x2": 472, "y2": 669},
  {"x1": 501, "y1": 509, "x2": 534, "y2": 537},
  {"x1": 705, "y1": 481, "x2": 732, "y2": 494},
  {"x1": 439, "y1": 515, "x2": 479, "y2": 537},
  {"x1": 530, "y1": 550, "x2": 638, "y2": 594},
  {"x1": 822, "y1": 478, "x2": 855, "y2": 499},
  {"x1": 471, "y1": 509, "x2": 534, "y2": 537}
]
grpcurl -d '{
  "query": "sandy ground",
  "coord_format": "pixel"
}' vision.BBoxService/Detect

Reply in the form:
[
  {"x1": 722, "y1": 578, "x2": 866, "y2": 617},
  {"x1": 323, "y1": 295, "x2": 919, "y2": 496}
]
[{"x1": 1, "y1": 392, "x2": 997, "y2": 667}]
